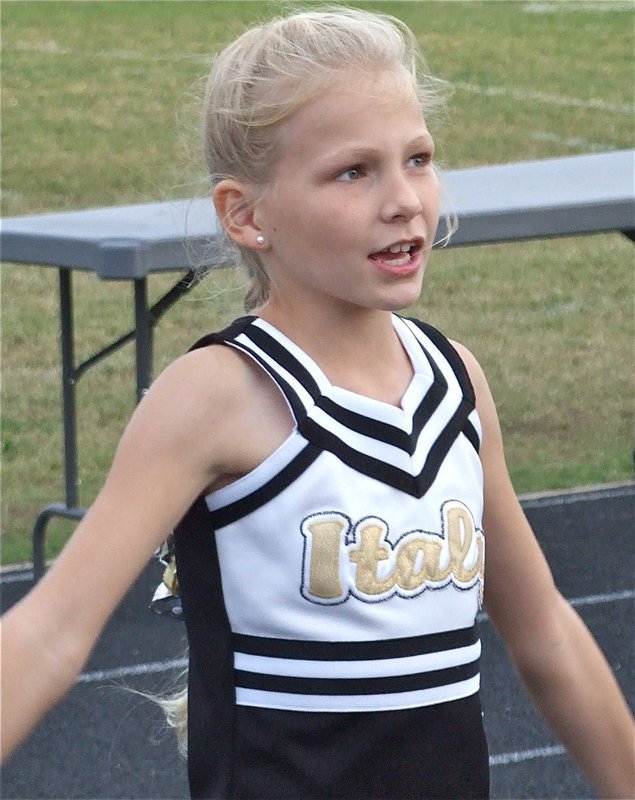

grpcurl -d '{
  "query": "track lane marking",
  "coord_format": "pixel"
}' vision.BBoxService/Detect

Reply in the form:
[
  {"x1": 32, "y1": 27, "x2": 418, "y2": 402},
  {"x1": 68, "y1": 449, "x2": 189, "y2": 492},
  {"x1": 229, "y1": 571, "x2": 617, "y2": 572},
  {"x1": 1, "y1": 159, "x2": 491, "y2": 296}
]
[
  {"x1": 73, "y1": 588, "x2": 634, "y2": 684},
  {"x1": 489, "y1": 744, "x2": 566, "y2": 766}
]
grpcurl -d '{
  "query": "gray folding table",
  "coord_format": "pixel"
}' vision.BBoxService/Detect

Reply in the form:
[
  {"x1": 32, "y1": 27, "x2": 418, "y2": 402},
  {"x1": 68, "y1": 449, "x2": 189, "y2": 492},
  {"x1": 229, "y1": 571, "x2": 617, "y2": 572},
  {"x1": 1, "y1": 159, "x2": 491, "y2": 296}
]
[
  {"x1": 2, "y1": 199, "x2": 226, "y2": 575},
  {"x1": 1, "y1": 150, "x2": 633, "y2": 578}
]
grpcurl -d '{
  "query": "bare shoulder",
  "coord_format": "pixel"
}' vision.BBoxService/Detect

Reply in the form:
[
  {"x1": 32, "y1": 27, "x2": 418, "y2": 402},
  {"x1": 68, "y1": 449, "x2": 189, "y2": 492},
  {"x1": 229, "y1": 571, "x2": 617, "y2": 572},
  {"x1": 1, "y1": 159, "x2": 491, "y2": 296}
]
[
  {"x1": 141, "y1": 342, "x2": 293, "y2": 487},
  {"x1": 448, "y1": 339, "x2": 493, "y2": 413},
  {"x1": 148, "y1": 343, "x2": 263, "y2": 422},
  {"x1": 126, "y1": 345, "x2": 247, "y2": 457}
]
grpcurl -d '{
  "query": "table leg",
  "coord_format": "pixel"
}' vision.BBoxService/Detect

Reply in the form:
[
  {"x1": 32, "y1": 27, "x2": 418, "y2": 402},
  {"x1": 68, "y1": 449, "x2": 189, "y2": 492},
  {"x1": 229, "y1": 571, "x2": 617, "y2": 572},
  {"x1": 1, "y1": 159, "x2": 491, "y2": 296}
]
[
  {"x1": 31, "y1": 270, "x2": 87, "y2": 580},
  {"x1": 59, "y1": 269, "x2": 80, "y2": 508},
  {"x1": 134, "y1": 277, "x2": 153, "y2": 400},
  {"x1": 31, "y1": 270, "x2": 199, "y2": 580},
  {"x1": 33, "y1": 504, "x2": 86, "y2": 580}
]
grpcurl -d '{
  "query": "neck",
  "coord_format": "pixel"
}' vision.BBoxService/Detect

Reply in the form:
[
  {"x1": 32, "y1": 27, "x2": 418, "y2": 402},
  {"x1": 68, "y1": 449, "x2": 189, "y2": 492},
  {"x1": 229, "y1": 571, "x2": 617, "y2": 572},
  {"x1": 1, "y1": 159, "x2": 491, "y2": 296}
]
[
  {"x1": 260, "y1": 296, "x2": 392, "y2": 353},
  {"x1": 258, "y1": 300, "x2": 413, "y2": 406}
]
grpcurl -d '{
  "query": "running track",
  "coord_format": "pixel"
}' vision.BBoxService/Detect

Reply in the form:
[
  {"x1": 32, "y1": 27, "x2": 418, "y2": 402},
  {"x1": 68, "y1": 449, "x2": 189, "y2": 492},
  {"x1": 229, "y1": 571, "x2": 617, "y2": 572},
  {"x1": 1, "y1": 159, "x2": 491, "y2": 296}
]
[{"x1": 2, "y1": 485, "x2": 633, "y2": 799}]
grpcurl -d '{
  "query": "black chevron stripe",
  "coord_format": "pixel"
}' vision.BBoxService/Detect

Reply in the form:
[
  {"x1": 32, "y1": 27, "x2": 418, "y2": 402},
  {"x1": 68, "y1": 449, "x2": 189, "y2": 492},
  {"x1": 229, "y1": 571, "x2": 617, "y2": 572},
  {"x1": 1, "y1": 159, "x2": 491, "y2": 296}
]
[
  {"x1": 228, "y1": 339, "x2": 308, "y2": 423},
  {"x1": 245, "y1": 325, "x2": 322, "y2": 402},
  {"x1": 404, "y1": 317, "x2": 476, "y2": 406},
  {"x1": 314, "y1": 377, "x2": 445, "y2": 453},
  {"x1": 299, "y1": 396, "x2": 473, "y2": 499},
  {"x1": 313, "y1": 346, "x2": 448, "y2": 453},
  {"x1": 196, "y1": 320, "x2": 476, "y2": 460},
  {"x1": 462, "y1": 419, "x2": 481, "y2": 453},
  {"x1": 208, "y1": 316, "x2": 479, "y2": 505},
  {"x1": 246, "y1": 321, "x2": 458, "y2": 456}
]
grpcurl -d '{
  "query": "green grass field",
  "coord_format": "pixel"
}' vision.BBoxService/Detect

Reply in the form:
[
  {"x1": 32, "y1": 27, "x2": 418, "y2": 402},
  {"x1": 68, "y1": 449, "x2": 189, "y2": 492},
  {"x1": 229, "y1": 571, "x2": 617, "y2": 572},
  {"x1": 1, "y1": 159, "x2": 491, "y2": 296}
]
[{"x1": 2, "y1": 0, "x2": 634, "y2": 565}]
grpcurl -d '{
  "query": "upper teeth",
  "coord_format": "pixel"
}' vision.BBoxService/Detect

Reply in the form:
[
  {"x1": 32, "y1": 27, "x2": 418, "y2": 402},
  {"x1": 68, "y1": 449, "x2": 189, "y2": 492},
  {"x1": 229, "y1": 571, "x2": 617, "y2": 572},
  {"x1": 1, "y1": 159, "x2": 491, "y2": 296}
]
[{"x1": 387, "y1": 243, "x2": 412, "y2": 253}]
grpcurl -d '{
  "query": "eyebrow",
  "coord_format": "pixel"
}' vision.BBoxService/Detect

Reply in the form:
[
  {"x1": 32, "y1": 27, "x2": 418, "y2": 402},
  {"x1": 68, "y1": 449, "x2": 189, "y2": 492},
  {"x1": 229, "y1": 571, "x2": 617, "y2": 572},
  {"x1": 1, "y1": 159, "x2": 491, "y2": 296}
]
[{"x1": 323, "y1": 134, "x2": 435, "y2": 166}]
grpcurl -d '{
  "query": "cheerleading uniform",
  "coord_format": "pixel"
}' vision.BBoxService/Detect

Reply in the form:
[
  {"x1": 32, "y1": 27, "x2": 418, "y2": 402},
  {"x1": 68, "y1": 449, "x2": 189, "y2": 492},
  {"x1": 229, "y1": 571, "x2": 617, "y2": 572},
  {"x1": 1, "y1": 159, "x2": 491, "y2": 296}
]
[{"x1": 174, "y1": 314, "x2": 489, "y2": 799}]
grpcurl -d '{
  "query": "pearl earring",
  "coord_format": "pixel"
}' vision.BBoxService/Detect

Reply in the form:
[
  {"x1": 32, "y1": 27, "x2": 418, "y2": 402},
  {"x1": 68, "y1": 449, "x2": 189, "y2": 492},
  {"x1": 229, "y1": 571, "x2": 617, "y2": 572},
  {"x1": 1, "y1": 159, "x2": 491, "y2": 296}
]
[{"x1": 255, "y1": 234, "x2": 266, "y2": 246}]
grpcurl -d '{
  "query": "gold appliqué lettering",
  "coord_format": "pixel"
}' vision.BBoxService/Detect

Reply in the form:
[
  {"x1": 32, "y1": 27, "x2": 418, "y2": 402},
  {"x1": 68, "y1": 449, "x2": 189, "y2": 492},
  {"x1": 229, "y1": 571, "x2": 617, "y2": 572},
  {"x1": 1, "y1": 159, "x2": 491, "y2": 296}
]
[
  {"x1": 300, "y1": 502, "x2": 484, "y2": 605},
  {"x1": 302, "y1": 517, "x2": 345, "y2": 600},
  {"x1": 349, "y1": 523, "x2": 395, "y2": 595}
]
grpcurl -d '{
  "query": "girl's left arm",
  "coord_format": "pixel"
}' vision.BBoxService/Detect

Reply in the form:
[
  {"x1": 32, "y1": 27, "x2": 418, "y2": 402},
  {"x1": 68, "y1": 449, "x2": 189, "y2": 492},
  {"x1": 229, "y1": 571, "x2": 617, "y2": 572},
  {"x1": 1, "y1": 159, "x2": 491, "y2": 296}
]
[{"x1": 454, "y1": 342, "x2": 634, "y2": 799}]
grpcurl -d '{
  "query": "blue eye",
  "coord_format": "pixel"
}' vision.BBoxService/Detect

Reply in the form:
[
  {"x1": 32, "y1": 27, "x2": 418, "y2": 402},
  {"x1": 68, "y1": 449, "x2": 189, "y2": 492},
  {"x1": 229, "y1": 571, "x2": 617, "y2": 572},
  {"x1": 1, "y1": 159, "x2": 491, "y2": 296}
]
[
  {"x1": 408, "y1": 153, "x2": 432, "y2": 168},
  {"x1": 336, "y1": 165, "x2": 365, "y2": 181}
]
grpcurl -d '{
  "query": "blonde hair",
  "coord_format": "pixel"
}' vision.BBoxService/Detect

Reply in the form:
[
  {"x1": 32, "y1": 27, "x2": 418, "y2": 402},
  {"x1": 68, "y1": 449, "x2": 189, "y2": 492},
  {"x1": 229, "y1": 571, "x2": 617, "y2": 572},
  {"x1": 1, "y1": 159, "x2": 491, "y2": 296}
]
[
  {"x1": 202, "y1": 5, "x2": 449, "y2": 311},
  {"x1": 157, "y1": 683, "x2": 189, "y2": 759}
]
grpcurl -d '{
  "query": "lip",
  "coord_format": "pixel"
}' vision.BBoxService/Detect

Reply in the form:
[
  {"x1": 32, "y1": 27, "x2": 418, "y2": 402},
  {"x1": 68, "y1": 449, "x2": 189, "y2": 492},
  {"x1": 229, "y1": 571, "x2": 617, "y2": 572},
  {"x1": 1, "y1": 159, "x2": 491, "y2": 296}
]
[{"x1": 368, "y1": 238, "x2": 424, "y2": 278}]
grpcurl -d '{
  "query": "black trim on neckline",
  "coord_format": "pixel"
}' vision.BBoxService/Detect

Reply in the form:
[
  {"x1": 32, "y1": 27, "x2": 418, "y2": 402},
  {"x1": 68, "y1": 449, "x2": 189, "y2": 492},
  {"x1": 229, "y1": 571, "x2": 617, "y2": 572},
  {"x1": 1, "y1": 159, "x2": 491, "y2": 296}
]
[
  {"x1": 189, "y1": 315, "x2": 257, "y2": 353},
  {"x1": 245, "y1": 325, "x2": 323, "y2": 402},
  {"x1": 299, "y1": 395, "x2": 473, "y2": 499},
  {"x1": 462, "y1": 419, "x2": 481, "y2": 454},
  {"x1": 192, "y1": 316, "x2": 480, "y2": 502},
  {"x1": 405, "y1": 318, "x2": 476, "y2": 406},
  {"x1": 238, "y1": 319, "x2": 457, "y2": 457},
  {"x1": 312, "y1": 345, "x2": 449, "y2": 454}
]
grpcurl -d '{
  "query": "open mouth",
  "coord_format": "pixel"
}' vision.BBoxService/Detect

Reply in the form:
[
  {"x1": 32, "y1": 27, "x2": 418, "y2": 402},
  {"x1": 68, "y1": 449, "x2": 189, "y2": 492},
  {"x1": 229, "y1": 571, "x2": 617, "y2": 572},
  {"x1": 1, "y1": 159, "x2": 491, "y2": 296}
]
[{"x1": 369, "y1": 240, "x2": 422, "y2": 268}]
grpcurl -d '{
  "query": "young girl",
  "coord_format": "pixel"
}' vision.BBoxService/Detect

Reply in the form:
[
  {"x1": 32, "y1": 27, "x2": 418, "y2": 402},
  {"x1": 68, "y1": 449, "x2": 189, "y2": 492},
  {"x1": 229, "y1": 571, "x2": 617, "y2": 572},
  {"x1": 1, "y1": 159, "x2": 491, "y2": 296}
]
[{"x1": 2, "y1": 7, "x2": 633, "y2": 799}]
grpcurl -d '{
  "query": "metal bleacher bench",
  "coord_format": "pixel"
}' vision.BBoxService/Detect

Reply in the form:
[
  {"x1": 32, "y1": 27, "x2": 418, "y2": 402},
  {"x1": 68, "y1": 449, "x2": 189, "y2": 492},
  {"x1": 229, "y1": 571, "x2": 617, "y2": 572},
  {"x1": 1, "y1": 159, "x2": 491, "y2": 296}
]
[{"x1": 1, "y1": 149, "x2": 634, "y2": 579}]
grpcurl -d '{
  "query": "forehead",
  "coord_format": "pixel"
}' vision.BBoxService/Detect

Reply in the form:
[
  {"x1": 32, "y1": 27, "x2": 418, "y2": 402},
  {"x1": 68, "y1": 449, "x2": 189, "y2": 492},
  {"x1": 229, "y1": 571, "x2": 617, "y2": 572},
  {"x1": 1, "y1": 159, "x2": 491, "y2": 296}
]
[{"x1": 275, "y1": 68, "x2": 424, "y2": 153}]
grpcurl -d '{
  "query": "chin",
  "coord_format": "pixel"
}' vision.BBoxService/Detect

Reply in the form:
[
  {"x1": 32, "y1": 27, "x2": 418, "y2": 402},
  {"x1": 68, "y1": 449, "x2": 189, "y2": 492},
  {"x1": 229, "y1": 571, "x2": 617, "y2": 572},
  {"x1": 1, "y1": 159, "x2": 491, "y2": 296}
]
[
  {"x1": 381, "y1": 299, "x2": 419, "y2": 313},
  {"x1": 378, "y1": 283, "x2": 424, "y2": 312}
]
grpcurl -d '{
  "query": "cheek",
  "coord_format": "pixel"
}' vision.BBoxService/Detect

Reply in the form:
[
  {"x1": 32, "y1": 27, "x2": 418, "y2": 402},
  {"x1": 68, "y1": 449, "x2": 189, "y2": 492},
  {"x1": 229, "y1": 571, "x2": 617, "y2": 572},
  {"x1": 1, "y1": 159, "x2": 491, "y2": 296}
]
[{"x1": 296, "y1": 205, "x2": 353, "y2": 250}]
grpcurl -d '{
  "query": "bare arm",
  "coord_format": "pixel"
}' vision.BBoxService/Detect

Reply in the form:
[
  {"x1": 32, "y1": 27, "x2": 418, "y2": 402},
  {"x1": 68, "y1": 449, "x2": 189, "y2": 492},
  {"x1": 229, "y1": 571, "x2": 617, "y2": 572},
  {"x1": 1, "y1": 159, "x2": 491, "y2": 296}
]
[
  {"x1": 0, "y1": 345, "x2": 262, "y2": 763},
  {"x1": 454, "y1": 342, "x2": 634, "y2": 799}
]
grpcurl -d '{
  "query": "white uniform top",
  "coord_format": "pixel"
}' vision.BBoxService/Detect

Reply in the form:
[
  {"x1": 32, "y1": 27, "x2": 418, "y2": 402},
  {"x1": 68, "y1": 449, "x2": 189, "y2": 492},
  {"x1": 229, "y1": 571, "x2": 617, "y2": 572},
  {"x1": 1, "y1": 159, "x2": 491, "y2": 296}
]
[{"x1": 174, "y1": 314, "x2": 488, "y2": 799}]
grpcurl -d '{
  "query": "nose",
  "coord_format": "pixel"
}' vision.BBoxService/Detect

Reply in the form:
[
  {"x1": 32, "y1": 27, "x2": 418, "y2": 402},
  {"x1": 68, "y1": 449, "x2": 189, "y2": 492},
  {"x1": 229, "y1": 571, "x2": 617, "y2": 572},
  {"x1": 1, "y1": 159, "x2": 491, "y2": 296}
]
[{"x1": 379, "y1": 171, "x2": 423, "y2": 222}]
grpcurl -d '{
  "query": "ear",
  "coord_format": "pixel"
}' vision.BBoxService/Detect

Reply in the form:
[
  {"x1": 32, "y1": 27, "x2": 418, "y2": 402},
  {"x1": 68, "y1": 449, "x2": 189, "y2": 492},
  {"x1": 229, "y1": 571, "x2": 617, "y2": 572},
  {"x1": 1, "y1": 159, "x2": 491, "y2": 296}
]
[{"x1": 213, "y1": 179, "x2": 264, "y2": 250}]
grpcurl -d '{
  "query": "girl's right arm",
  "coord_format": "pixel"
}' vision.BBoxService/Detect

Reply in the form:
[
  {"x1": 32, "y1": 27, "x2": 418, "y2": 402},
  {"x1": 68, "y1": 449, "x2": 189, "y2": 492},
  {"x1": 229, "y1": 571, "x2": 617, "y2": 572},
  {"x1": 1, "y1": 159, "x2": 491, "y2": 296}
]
[
  {"x1": 0, "y1": 345, "x2": 251, "y2": 763},
  {"x1": 456, "y1": 341, "x2": 635, "y2": 797}
]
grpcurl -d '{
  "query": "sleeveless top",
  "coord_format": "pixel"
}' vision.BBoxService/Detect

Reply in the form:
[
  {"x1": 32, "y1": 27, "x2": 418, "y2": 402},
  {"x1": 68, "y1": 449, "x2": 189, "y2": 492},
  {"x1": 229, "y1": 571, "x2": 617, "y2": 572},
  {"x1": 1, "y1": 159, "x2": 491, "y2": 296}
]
[{"x1": 174, "y1": 314, "x2": 489, "y2": 799}]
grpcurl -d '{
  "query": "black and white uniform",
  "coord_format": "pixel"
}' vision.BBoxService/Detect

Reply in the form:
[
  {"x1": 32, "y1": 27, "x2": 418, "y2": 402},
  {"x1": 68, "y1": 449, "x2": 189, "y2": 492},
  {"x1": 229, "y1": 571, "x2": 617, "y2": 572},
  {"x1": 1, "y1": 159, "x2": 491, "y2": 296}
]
[{"x1": 174, "y1": 314, "x2": 489, "y2": 799}]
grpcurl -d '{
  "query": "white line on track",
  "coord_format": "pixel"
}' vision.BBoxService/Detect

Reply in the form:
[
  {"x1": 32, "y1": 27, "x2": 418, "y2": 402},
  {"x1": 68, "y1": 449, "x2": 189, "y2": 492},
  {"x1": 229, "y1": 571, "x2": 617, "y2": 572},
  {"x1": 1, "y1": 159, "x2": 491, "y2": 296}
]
[
  {"x1": 5, "y1": 476, "x2": 633, "y2": 772},
  {"x1": 77, "y1": 657, "x2": 188, "y2": 684},
  {"x1": 70, "y1": 588, "x2": 633, "y2": 685},
  {"x1": 489, "y1": 744, "x2": 566, "y2": 767},
  {"x1": 569, "y1": 589, "x2": 634, "y2": 608},
  {"x1": 4, "y1": 494, "x2": 627, "y2": 772},
  {"x1": 475, "y1": 589, "x2": 633, "y2": 623},
  {"x1": 1, "y1": 570, "x2": 35, "y2": 583},
  {"x1": 74, "y1": 658, "x2": 573, "y2": 769},
  {"x1": 519, "y1": 483, "x2": 634, "y2": 509},
  {"x1": 4, "y1": 484, "x2": 631, "y2": 584}
]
